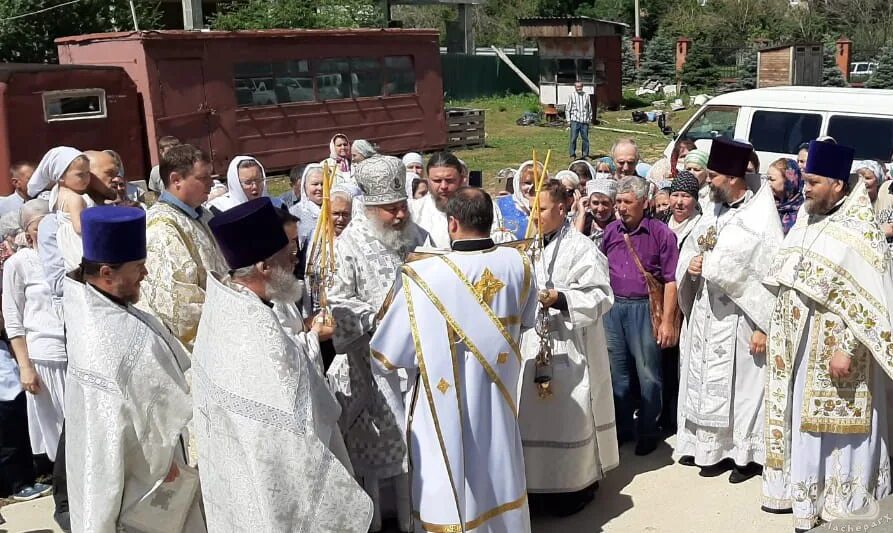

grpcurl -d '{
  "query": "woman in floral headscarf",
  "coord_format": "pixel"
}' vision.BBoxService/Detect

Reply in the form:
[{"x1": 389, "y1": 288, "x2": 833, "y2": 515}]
[{"x1": 766, "y1": 158, "x2": 803, "y2": 235}]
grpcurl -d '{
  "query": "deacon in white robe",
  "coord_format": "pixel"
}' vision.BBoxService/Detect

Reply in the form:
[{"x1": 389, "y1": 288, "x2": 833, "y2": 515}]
[
  {"x1": 762, "y1": 142, "x2": 893, "y2": 531},
  {"x1": 327, "y1": 156, "x2": 430, "y2": 532},
  {"x1": 517, "y1": 182, "x2": 617, "y2": 516},
  {"x1": 193, "y1": 198, "x2": 372, "y2": 532},
  {"x1": 675, "y1": 138, "x2": 783, "y2": 481},
  {"x1": 64, "y1": 207, "x2": 205, "y2": 533},
  {"x1": 372, "y1": 187, "x2": 538, "y2": 533},
  {"x1": 410, "y1": 152, "x2": 512, "y2": 248}
]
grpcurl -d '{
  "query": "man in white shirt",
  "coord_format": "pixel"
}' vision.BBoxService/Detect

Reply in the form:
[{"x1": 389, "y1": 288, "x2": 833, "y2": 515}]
[
  {"x1": 566, "y1": 81, "x2": 592, "y2": 160},
  {"x1": 0, "y1": 162, "x2": 35, "y2": 216}
]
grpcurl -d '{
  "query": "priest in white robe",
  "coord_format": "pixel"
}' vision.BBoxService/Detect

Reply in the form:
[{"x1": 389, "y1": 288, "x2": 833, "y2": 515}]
[
  {"x1": 372, "y1": 187, "x2": 538, "y2": 533},
  {"x1": 193, "y1": 198, "x2": 372, "y2": 532},
  {"x1": 675, "y1": 137, "x2": 783, "y2": 483},
  {"x1": 328, "y1": 155, "x2": 430, "y2": 532},
  {"x1": 518, "y1": 179, "x2": 617, "y2": 516},
  {"x1": 64, "y1": 206, "x2": 205, "y2": 533},
  {"x1": 762, "y1": 141, "x2": 893, "y2": 532},
  {"x1": 411, "y1": 151, "x2": 512, "y2": 247}
]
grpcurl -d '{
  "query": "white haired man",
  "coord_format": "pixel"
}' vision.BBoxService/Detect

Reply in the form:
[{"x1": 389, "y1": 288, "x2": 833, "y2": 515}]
[
  {"x1": 328, "y1": 155, "x2": 430, "y2": 532},
  {"x1": 611, "y1": 138, "x2": 640, "y2": 178}
]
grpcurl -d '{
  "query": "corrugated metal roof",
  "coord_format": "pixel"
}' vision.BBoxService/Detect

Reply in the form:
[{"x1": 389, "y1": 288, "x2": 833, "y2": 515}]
[
  {"x1": 55, "y1": 28, "x2": 439, "y2": 45},
  {"x1": 0, "y1": 63, "x2": 124, "y2": 82},
  {"x1": 519, "y1": 16, "x2": 628, "y2": 28}
]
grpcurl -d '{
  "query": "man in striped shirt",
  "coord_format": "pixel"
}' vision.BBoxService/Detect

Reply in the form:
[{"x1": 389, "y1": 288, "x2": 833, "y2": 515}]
[{"x1": 566, "y1": 81, "x2": 593, "y2": 159}]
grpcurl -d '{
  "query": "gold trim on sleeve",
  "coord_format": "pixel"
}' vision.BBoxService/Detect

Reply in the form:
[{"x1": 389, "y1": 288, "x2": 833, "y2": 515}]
[{"x1": 371, "y1": 349, "x2": 397, "y2": 371}]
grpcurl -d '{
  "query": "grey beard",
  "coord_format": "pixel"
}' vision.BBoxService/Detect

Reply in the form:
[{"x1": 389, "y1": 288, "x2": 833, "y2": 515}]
[
  {"x1": 709, "y1": 185, "x2": 730, "y2": 204},
  {"x1": 265, "y1": 267, "x2": 303, "y2": 303},
  {"x1": 368, "y1": 216, "x2": 415, "y2": 254}
]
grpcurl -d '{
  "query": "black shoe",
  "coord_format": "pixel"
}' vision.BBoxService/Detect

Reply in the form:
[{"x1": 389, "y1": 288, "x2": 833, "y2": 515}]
[
  {"x1": 729, "y1": 463, "x2": 763, "y2": 484},
  {"x1": 634, "y1": 438, "x2": 659, "y2": 456},
  {"x1": 678, "y1": 455, "x2": 696, "y2": 467},
  {"x1": 698, "y1": 459, "x2": 734, "y2": 477},
  {"x1": 761, "y1": 505, "x2": 793, "y2": 514}
]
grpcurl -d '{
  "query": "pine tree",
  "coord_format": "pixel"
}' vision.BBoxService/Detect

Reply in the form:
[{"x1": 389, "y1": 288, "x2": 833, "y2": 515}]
[
  {"x1": 638, "y1": 32, "x2": 676, "y2": 85},
  {"x1": 732, "y1": 48, "x2": 757, "y2": 91},
  {"x1": 866, "y1": 45, "x2": 893, "y2": 89},
  {"x1": 680, "y1": 43, "x2": 721, "y2": 91},
  {"x1": 822, "y1": 41, "x2": 847, "y2": 87},
  {"x1": 621, "y1": 37, "x2": 638, "y2": 86}
]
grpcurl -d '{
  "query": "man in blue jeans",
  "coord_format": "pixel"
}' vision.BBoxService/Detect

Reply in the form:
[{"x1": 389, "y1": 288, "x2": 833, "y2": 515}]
[
  {"x1": 601, "y1": 176, "x2": 679, "y2": 456},
  {"x1": 566, "y1": 81, "x2": 592, "y2": 159}
]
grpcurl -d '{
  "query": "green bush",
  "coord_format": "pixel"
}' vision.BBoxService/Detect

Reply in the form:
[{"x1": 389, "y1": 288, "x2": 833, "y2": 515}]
[{"x1": 866, "y1": 46, "x2": 893, "y2": 89}]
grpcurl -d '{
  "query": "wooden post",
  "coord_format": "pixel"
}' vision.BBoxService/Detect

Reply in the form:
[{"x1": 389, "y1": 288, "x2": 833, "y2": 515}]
[
  {"x1": 676, "y1": 37, "x2": 692, "y2": 72},
  {"x1": 182, "y1": 0, "x2": 202, "y2": 30},
  {"x1": 632, "y1": 37, "x2": 644, "y2": 69},
  {"x1": 836, "y1": 37, "x2": 853, "y2": 82}
]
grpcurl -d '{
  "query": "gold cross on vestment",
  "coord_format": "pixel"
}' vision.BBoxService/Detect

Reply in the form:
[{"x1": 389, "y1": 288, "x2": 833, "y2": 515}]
[
  {"x1": 437, "y1": 378, "x2": 451, "y2": 394},
  {"x1": 473, "y1": 268, "x2": 505, "y2": 304}
]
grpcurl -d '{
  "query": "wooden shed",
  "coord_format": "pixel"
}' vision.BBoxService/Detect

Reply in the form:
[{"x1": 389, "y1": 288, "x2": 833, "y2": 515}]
[
  {"x1": 757, "y1": 43, "x2": 822, "y2": 88},
  {"x1": 56, "y1": 29, "x2": 447, "y2": 175},
  {"x1": 519, "y1": 16, "x2": 626, "y2": 111},
  {"x1": 0, "y1": 64, "x2": 144, "y2": 195}
]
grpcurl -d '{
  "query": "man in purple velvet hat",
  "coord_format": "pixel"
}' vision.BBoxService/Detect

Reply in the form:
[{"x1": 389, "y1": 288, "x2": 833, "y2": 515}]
[{"x1": 762, "y1": 140, "x2": 893, "y2": 531}]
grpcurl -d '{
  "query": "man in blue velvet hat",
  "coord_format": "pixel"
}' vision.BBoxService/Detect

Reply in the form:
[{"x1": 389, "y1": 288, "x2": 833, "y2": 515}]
[
  {"x1": 191, "y1": 197, "x2": 372, "y2": 532},
  {"x1": 762, "y1": 140, "x2": 893, "y2": 531},
  {"x1": 675, "y1": 136, "x2": 784, "y2": 482},
  {"x1": 62, "y1": 206, "x2": 206, "y2": 533}
]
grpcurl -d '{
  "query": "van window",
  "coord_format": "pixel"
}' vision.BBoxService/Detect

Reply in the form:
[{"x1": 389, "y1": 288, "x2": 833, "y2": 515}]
[
  {"x1": 683, "y1": 106, "x2": 738, "y2": 140},
  {"x1": 43, "y1": 89, "x2": 107, "y2": 122},
  {"x1": 749, "y1": 111, "x2": 821, "y2": 154},
  {"x1": 827, "y1": 116, "x2": 893, "y2": 161}
]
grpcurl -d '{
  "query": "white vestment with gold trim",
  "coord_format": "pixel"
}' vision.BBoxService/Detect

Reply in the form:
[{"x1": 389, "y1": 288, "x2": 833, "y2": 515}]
[
  {"x1": 409, "y1": 195, "x2": 513, "y2": 249},
  {"x1": 517, "y1": 225, "x2": 618, "y2": 492},
  {"x1": 371, "y1": 245, "x2": 538, "y2": 533}
]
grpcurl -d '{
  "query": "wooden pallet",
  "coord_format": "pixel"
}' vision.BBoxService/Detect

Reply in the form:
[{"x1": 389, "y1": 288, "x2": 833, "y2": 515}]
[{"x1": 446, "y1": 107, "x2": 485, "y2": 149}]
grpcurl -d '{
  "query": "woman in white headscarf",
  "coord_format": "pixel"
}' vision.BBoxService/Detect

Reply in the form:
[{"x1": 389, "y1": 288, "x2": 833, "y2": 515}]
[
  {"x1": 322, "y1": 133, "x2": 354, "y2": 187},
  {"x1": 3, "y1": 199, "x2": 67, "y2": 471},
  {"x1": 208, "y1": 156, "x2": 268, "y2": 213},
  {"x1": 494, "y1": 160, "x2": 543, "y2": 240},
  {"x1": 402, "y1": 152, "x2": 424, "y2": 178},
  {"x1": 289, "y1": 163, "x2": 325, "y2": 251}
]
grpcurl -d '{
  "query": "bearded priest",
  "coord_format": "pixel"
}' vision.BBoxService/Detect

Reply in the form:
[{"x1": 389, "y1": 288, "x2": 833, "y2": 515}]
[
  {"x1": 327, "y1": 155, "x2": 430, "y2": 532},
  {"x1": 64, "y1": 206, "x2": 205, "y2": 532},
  {"x1": 372, "y1": 187, "x2": 538, "y2": 532},
  {"x1": 762, "y1": 140, "x2": 893, "y2": 532},
  {"x1": 192, "y1": 198, "x2": 372, "y2": 532},
  {"x1": 675, "y1": 137, "x2": 783, "y2": 483},
  {"x1": 518, "y1": 179, "x2": 617, "y2": 516}
]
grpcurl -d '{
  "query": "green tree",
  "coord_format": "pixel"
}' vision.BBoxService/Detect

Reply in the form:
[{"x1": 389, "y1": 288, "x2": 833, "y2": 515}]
[
  {"x1": 729, "y1": 47, "x2": 757, "y2": 91},
  {"x1": 0, "y1": 0, "x2": 161, "y2": 63},
  {"x1": 680, "y1": 42, "x2": 720, "y2": 91},
  {"x1": 213, "y1": 0, "x2": 380, "y2": 30},
  {"x1": 822, "y1": 41, "x2": 847, "y2": 87},
  {"x1": 866, "y1": 45, "x2": 893, "y2": 89},
  {"x1": 621, "y1": 37, "x2": 638, "y2": 86},
  {"x1": 638, "y1": 31, "x2": 675, "y2": 84}
]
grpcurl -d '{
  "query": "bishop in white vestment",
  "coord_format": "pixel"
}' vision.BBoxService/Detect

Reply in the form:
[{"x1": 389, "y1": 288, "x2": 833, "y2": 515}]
[
  {"x1": 372, "y1": 187, "x2": 538, "y2": 533},
  {"x1": 193, "y1": 198, "x2": 372, "y2": 532},
  {"x1": 517, "y1": 182, "x2": 617, "y2": 516},
  {"x1": 675, "y1": 137, "x2": 783, "y2": 481},
  {"x1": 328, "y1": 156, "x2": 430, "y2": 532},
  {"x1": 762, "y1": 141, "x2": 893, "y2": 531},
  {"x1": 64, "y1": 207, "x2": 205, "y2": 533}
]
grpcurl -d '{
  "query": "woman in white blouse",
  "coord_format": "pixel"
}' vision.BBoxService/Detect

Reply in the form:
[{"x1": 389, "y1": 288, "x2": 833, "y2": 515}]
[{"x1": 3, "y1": 199, "x2": 67, "y2": 462}]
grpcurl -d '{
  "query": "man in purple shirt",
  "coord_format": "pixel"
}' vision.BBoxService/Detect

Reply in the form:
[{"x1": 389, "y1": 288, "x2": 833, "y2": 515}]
[{"x1": 601, "y1": 176, "x2": 679, "y2": 456}]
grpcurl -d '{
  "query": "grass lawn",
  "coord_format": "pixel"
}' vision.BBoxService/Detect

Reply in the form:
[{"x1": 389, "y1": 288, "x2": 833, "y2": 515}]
[{"x1": 450, "y1": 93, "x2": 697, "y2": 190}]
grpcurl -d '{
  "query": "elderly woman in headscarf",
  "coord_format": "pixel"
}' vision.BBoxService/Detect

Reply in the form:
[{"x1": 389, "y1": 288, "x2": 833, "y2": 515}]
[
  {"x1": 852, "y1": 160, "x2": 886, "y2": 209},
  {"x1": 3, "y1": 199, "x2": 67, "y2": 474},
  {"x1": 207, "y1": 155, "x2": 268, "y2": 214},
  {"x1": 289, "y1": 164, "x2": 325, "y2": 252},
  {"x1": 322, "y1": 133, "x2": 353, "y2": 186},
  {"x1": 402, "y1": 152, "x2": 424, "y2": 179},
  {"x1": 591, "y1": 157, "x2": 615, "y2": 179},
  {"x1": 575, "y1": 177, "x2": 617, "y2": 248},
  {"x1": 765, "y1": 158, "x2": 804, "y2": 235},
  {"x1": 351, "y1": 140, "x2": 378, "y2": 164},
  {"x1": 682, "y1": 149, "x2": 710, "y2": 209},
  {"x1": 495, "y1": 160, "x2": 543, "y2": 240}
]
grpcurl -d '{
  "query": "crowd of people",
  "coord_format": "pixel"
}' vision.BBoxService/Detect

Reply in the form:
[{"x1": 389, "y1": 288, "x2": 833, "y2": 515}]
[{"x1": 0, "y1": 125, "x2": 891, "y2": 533}]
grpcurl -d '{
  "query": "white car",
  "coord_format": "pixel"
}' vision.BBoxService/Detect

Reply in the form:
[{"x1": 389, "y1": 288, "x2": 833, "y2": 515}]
[{"x1": 850, "y1": 62, "x2": 877, "y2": 77}]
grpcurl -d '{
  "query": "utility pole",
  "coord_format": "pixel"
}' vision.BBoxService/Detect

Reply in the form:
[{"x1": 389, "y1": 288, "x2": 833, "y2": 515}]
[
  {"x1": 634, "y1": 0, "x2": 640, "y2": 38},
  {"x1": 182, "y1": 0, "x2": 203, "y2": 30}
]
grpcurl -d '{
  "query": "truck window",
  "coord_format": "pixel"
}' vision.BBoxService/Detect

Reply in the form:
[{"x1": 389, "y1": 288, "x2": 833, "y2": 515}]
[
  {"x1": 683, "y1": 106, "x2": 739, "y2": 141},
  {"x1": 384, "y1": 56, "x2": 416, "y2": 95},
  {"x1": 827, "y1": 116, "x2": 893, "y2": 161},
  {"x1": 749, "y1": 110, "x2": 821, "y2": 154},
  {"x1": 43, "y1": 89, "x2": 106, "y2": 122}
]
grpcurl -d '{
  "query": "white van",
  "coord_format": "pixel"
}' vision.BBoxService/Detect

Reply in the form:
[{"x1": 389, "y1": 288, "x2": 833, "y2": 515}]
[{"x1": 664, "y1": 87, "x2": 893, "y2": 172}]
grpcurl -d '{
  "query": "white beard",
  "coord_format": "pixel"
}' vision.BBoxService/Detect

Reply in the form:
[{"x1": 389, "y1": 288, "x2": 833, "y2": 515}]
[
  {"x1": 367, "y1": 215, "x2": 415, "y2": 254},
  {"x1": 265, "y1": 267, "x2": 304, "y2": 304}
]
